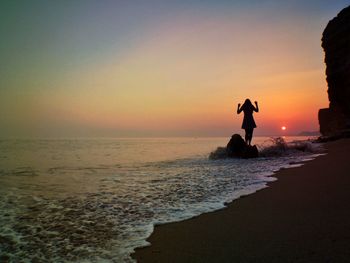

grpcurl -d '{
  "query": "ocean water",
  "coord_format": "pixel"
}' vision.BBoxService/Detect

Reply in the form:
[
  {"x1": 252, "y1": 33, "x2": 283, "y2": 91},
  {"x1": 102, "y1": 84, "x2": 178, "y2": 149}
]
[{"x1": 0, "y1": 137, "x2": 322, "y2": 262}]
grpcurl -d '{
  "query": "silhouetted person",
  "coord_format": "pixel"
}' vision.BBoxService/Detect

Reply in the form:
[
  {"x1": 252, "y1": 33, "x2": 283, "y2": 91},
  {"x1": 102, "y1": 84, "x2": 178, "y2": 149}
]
[{"x1": 237, "y1": 99, "x2": 259, "y2": 145}]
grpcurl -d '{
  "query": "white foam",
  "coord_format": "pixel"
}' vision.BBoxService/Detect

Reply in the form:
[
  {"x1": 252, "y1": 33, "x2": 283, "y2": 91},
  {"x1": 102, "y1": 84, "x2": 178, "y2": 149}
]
[{"x1": 0, "y1": 138, "x2": 324, "y2": 262}]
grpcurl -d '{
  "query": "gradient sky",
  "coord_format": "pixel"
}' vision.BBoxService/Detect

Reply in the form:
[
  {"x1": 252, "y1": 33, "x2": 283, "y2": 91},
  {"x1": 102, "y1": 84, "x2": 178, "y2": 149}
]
[{"x1": 1, "y1": 0, "x2": 350, "y2": 137}]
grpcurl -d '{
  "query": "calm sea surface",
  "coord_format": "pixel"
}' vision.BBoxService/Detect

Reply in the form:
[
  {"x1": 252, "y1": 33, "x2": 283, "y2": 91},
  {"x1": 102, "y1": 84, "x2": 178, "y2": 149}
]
[{"x1": 0, "y1": 136, "x2": 319, "y2": 262}]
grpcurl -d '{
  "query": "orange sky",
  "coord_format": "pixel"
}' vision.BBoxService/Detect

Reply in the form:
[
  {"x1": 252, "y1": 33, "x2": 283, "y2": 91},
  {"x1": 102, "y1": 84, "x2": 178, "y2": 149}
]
[{"x1": 1, "y1": 1, "x2": 343, "y2": 137}]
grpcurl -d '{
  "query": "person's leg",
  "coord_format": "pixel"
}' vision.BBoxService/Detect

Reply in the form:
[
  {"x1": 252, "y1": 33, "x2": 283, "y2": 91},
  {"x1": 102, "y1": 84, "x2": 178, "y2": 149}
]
[
  {"x1": 244, "y1": 129, "x2": 249, "y2": 144},
  {"x1": 247, "y1": 128, "x2": 253, "y2": 145},
  {"x1": 249, "y1": 128, "x2": 254, "y2": 145}
]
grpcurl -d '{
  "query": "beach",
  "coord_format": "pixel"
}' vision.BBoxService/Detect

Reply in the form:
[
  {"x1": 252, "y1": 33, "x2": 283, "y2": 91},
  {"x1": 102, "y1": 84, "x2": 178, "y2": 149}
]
[{"x1": 133, "y1": 138, "x2": 350, "y2": 262}]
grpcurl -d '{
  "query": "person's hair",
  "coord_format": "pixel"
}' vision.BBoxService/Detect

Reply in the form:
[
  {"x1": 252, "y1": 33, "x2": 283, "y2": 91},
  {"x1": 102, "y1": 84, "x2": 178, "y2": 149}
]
[{"x1": 243, "y1": 99, "x2": 252, "y2": 107}]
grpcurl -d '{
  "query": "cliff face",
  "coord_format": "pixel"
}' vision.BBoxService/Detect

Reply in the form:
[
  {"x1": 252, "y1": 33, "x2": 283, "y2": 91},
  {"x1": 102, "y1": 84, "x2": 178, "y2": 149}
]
[{"x1": 319, "y1": 6, "x2": 350, "y2": 136}]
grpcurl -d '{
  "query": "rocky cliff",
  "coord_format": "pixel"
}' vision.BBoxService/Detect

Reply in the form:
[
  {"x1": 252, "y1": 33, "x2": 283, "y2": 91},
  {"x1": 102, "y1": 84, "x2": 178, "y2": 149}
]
[{"x1": 319, "y1": 5, "x2": 350, "y2": 136}]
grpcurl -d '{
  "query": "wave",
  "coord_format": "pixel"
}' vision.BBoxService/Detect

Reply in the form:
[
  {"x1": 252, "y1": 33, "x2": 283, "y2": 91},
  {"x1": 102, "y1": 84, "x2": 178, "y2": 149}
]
[
  {"x1": 259, "y1": 137, "x2": 323, "y2": 157},
  {"x1": 209, "y1": 137, "x2": 324, "y2": 159},
  {"x1": 0, "y1": 137, "x2": 325, "y2": 262}
]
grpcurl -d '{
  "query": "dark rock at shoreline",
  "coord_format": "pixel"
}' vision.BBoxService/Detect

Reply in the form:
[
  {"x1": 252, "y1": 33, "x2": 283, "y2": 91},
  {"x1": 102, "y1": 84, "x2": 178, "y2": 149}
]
[
  {"x1": 319, "y1": 108, "x2": 348, "y2": 136},
  {"x1": 226, "y1": 134, "x2": 246, "y2": 157},
  {"x1": 319, "y1": 5, "x2": 350, "y2": 136},
  {"x1": 316, "y1": 130, "x2": 350, "y2": 142},
  {"x1": 209, "y1": 134, "x2": 258, "y2": 159},
  {"x1": 241, "y1": 144, "x2": 259, "y2": 158}
]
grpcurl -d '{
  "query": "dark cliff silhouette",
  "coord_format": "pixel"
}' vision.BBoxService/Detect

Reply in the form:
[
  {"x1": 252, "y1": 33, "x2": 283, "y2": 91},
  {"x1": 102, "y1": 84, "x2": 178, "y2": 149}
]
[
  {"x1": 319, "y1": 5, "x2": 350, "y2": 137},
  {"x1": 237, "y1": 99, "x2": 259, "y2": 145}
]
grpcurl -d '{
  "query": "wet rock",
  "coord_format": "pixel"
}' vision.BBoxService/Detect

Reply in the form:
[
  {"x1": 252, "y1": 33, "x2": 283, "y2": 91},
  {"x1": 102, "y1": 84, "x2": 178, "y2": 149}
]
[
  {"x1": 241, "y1": 145, "x2": 259, "y2": 159},
  {"x1": 209, "y1": 134, "x2": 259, "y2": 159},
  {"x1": 227, "y1": 134, "x2": 259, "y2": 158},
  {"x1": 226, "y1": 134, "x2": 247, "y2": 157}
]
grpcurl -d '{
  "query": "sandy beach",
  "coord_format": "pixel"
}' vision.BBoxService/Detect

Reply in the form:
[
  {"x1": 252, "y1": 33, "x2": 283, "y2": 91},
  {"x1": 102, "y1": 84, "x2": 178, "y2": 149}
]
[{"x1": 133, "y1": 138, "x2": 350, "y2": 262}]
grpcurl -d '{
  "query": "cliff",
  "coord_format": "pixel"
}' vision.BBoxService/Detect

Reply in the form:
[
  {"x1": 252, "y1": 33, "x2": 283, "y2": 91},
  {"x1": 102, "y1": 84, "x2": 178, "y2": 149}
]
[{"x1": 319, "y1": 5, "x2": 350, "y2": 136}]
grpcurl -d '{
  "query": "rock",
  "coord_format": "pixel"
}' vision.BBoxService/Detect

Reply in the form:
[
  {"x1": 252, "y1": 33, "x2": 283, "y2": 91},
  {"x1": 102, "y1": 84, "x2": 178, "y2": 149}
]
[
  {"x1": 318, "y1": 108, "x2": 348, "y2": 136},
  {"x1": 208, "y1": 147, "x2": 227, "y2": 159},
  {"x1": 320, "y1": 5, "x2": 350, "y2": 136},
  {"x1": 226, "y1": 134, "x2": 246, "y2": 157},
  {"x1": 209, "y1": 134, "x2": 259, "y2": 159},
  {"x1": 242, "y1": 145, "x2": 259, "y2": 159}
]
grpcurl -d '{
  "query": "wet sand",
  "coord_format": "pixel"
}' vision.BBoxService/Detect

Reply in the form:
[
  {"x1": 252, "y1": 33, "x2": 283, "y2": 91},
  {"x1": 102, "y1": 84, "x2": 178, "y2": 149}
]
[{"x1": 133, "y1": 139, "x2": 350, "y2": 262}]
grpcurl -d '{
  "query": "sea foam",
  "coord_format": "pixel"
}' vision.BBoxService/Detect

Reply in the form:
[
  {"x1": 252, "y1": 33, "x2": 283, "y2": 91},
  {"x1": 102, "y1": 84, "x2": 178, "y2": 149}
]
[{"x1": 0, "y1": 137, "x2": 323, "y2": 262}]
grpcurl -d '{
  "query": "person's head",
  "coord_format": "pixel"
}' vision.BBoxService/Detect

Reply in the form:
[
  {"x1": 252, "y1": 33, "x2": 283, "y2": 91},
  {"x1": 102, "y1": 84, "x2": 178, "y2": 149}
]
[{"x1": 243, "y1": 99, "x2": 252, "y2": 106}]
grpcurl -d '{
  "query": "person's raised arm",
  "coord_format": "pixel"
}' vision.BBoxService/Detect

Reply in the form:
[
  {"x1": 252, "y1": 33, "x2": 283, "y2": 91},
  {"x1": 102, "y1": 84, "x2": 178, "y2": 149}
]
[
  {"x1": 254, "y1": 101, "x2": 259, "y2": 112},
  {"x1": 237, "y1": 103, "x2": 243, "y2": 114}
]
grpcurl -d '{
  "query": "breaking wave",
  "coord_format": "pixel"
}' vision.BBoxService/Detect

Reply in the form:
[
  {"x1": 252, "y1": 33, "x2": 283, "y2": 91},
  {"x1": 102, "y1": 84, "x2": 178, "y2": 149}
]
[
  {"x1": 0, "y1": 137, "x2": 324, "y2": 262},
  {"x1": 210, "y1": 137, "x2": 323, "y2": 159}
]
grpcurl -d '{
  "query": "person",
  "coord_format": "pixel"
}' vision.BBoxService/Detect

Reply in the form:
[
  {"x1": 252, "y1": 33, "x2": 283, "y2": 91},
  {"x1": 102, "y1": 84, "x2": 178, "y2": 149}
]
[{"x1": 237, "y1": 99, "x2": 259, "y2": 145}]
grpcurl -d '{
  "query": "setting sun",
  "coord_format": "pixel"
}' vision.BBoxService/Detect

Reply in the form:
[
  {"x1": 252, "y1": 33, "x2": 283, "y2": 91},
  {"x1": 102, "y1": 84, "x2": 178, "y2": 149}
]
[{"x1": 281, "y1": 126, "x2": 287, "y2": 131}]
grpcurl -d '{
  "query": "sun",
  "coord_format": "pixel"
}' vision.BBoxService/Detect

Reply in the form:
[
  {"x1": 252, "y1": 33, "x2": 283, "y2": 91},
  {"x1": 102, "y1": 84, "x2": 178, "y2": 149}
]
[{"x1": 281, "y1": 126, "x2": 286, "y2": 131}]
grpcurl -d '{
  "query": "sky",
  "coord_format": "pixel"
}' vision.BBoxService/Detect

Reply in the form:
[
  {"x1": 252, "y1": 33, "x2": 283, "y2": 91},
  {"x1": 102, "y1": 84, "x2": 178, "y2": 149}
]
[{"x1": 1, "y1": 0, "x2": 350, "y2": 138}]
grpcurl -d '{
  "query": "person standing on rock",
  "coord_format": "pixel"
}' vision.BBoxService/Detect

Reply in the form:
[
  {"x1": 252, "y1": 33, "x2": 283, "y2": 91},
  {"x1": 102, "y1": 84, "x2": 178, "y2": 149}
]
[{"x1": 237, "y1": 99, "x2": 259, "y2": 145}]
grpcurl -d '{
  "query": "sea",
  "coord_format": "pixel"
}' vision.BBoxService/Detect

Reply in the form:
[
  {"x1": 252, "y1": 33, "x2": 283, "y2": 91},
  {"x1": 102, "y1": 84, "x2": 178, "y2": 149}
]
[{"x1": 0, "y1": 136, "x2": 322, "y2": 262}]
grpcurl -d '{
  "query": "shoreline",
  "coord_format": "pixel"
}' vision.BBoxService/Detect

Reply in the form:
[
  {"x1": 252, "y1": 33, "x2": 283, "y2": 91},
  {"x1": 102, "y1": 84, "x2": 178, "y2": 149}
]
[{"x1": 132, "y1": 138, "x2": 350, "y2": 262}]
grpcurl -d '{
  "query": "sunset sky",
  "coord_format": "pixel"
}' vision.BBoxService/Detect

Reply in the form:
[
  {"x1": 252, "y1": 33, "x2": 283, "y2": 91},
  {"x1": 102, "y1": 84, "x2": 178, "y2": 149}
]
[{"x1": 1, "y1": 0, "x2": 350, "y2": 137}]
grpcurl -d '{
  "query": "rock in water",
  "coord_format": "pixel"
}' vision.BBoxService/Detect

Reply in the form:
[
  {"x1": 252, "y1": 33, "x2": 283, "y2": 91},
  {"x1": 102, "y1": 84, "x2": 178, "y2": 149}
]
[
  {"x1": 319, "y1": 5, "x2": 350, "y2": 136},
  {"x1": 226, "y1": 134, "x2": 246, "y2": 157},
  {"x1": 242, "y1": 145, "x2": 259, "y2": 159},
  {"x1": 208, "y1": 146, "x2": 227, "y2": 160},
  {"x1": 226, "y1": 134, "x2": 259, "y2": 158},
  {"x1": 209, "y1": 134, "x2": 259, "y2": 159}
]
